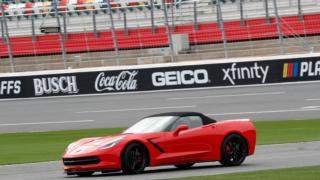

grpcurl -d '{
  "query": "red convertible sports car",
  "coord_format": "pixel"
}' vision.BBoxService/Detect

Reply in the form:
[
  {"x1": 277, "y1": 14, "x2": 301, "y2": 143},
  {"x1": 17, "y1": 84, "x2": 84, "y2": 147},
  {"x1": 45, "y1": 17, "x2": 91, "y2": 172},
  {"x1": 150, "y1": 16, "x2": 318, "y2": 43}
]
[{"x1": 63, "y1": 112, "x2": 256, "y2": 176}]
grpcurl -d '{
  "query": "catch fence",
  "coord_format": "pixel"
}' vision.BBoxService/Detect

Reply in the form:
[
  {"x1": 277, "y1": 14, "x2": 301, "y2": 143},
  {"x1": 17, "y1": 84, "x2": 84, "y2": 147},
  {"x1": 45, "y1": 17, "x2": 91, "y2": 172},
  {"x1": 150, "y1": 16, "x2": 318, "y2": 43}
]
[{"x1": 1, "y1": 0, "x2": 320, "y2": 72}]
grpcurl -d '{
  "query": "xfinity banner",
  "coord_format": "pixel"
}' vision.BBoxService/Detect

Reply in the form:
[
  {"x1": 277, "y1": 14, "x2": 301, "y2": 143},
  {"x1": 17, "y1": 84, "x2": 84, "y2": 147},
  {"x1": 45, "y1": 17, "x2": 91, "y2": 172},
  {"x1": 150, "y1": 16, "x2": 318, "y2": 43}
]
[
  {"x1": 222, "y1": 63, "x2": 269, "y2": 85},
  {"x1": 0, "y1": 56, "x2": 319, "y2": 99}
]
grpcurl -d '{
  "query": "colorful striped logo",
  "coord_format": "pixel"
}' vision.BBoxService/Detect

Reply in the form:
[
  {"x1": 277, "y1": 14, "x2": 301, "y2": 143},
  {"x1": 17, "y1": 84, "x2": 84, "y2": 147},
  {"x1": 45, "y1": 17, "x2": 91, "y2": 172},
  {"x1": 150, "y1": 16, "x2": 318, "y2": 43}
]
[{"x1": 283, "y1": 63, "x2": 299, "y2": 78}]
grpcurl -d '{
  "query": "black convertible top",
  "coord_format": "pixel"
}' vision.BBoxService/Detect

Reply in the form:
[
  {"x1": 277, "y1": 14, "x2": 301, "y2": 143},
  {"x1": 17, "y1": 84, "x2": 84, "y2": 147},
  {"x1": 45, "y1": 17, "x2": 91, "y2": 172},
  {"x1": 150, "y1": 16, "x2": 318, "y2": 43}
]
[{"x1": 148, "y1": 112, "x2": 217, "y2": 125}]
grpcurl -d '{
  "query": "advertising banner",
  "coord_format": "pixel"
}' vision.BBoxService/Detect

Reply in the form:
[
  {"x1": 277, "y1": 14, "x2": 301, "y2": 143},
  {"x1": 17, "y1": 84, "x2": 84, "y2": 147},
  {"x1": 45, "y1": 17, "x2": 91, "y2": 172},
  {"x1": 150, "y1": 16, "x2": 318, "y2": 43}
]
[{"x1": 1, "y1": 56, "x2": 319, "y2": 99}]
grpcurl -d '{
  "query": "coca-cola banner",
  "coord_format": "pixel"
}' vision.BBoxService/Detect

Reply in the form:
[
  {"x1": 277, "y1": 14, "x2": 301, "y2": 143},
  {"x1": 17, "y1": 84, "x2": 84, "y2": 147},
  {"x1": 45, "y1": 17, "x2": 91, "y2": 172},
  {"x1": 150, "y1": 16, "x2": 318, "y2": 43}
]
[
  {"x1": 0, "y1": 55, "x2": 320, "y2": 99},
  {"x1": 94, "y1": 71, "x2": 138, "y2": 92}
]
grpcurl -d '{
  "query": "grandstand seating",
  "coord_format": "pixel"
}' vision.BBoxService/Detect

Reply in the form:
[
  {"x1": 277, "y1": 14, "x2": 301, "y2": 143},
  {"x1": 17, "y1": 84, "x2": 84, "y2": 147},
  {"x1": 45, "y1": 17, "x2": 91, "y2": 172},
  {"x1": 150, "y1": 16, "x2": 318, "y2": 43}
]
[
  {"x1": 1, "y1": 12, "x2": 320, "y2": 57},
  {"x1": 1, "y1": 0, "x2": 155, "y2": 16},
  {"x1": 0, "y1": 0, "x2": 241, "y2": 18}
]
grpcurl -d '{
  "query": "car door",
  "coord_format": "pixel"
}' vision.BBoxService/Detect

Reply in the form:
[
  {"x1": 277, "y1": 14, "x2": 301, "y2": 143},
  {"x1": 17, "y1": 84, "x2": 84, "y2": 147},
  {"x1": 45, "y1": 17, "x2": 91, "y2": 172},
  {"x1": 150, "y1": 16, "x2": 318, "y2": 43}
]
[{"x1": 153, "y1": 116, "x2": 213, "y2": 164}]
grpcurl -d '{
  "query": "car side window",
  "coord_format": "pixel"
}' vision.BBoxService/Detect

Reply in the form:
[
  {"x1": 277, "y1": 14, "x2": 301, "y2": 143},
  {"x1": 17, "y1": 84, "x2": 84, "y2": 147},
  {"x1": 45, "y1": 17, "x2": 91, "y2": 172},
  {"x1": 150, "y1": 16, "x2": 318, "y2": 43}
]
[
  {"x1": 170, "y1": 116, "x2": 203, "y2": 131},
  {"x1": 170, "y1": 117, "x2": 190, "y2": 131},
  {"x1": 188, "y1": 116, "x2": 203, "y2": 128}
]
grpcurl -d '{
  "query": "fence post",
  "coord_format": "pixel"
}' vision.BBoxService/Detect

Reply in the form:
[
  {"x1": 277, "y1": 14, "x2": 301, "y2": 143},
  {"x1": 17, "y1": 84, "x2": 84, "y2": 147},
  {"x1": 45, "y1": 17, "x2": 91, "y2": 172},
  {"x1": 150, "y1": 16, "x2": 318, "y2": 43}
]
[
  {"x1": 264, "y1": 0, "x2": 270, "y2": 23},
  {"x1": 171, "y1": 0, "x2": 175, "y2": 32},
  {"x1": 239, "y1": 0, "x2": 245, "y2": 26},
  {"x1": 215, "y1": 1, "x2": 221, "y2": 29},
  {"x1": 162, "y1": 0, "x2": 175, "y2": 62},
  {"x1": 150, "y1": 0, "x2": 155, "y2": 34},
  {"x1": 1, "y1": 14, "x2": 5, "y2": 43},
  {"x1": 107, "y1": 0, "x2": 120, "y2": 65},
  {"x1": 272, "y1": 0, "x2": 284, "y2": 54},
  {"x1": 298, "y1": 0, "x2": 303, "y2": 21},
  {"x1": 0, "y1": 1, "x2": 15, "y2": 72},
  {"x1": 123, "y1": 8, "x2": 128, "y2": 36},
  {"x1": 53, "y1": 0, "x2": 67, "y2": 68},
  {"x1": 92, "y1": 10, "x2": 98, "y2": 38},
  {"x1": 63, "y1": 13, "x2": 68, "y2": 40},
  {"x1": 31, "y1": 14, "x2": 36, "y2": 42},
  {"x1": 217, "y1": 0, "x2": 228, "y2": 58},
  {"x1": 193, "y1": 0, "x2": 198, "y2": 30}
]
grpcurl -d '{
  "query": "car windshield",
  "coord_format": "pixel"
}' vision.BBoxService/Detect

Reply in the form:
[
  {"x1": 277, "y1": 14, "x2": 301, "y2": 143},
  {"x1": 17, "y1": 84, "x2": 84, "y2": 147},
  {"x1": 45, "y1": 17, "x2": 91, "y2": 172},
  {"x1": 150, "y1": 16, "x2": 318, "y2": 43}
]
[{"x1": 123, "y1": 116, "x2": 177, "y2": 134}]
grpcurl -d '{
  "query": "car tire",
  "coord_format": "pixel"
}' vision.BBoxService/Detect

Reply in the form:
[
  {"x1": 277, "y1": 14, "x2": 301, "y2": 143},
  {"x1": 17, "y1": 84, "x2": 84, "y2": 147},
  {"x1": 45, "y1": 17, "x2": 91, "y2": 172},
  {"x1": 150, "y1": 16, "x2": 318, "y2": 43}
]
[
  {"x1": 219, "y1": 134, "x2": 248, "y2": 166},
  {"x1": 121, "y1": 143, "x2": 148, "y2": 174},
  {"x1": 75, "y1": 172, "x2": 94, "y2": 177},
  {"x1": 174, "y1": 163, "x2": 194, "y2": 169}
]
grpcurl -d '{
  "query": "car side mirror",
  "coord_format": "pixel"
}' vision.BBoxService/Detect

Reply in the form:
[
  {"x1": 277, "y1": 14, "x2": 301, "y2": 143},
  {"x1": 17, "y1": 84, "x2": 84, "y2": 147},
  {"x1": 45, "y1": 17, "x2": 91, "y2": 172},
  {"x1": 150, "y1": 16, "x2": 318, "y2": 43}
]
[{"x1": 173, "y1": 125, "x2": 189, "y2": 136}]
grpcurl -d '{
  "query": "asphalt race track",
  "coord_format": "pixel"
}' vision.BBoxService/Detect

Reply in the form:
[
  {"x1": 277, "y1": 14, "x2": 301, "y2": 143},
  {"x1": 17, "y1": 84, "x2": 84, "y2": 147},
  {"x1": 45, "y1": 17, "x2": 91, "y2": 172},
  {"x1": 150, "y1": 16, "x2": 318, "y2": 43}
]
[
  {"x1": 1, "y1": 81, "x2": 320, "y2": 179},
  {"x1": 1, "y1": 81, "x2": 320, "y2": 133},
  {"x1": 0, "y1": 141, "x2": 320, "y2": 180}
]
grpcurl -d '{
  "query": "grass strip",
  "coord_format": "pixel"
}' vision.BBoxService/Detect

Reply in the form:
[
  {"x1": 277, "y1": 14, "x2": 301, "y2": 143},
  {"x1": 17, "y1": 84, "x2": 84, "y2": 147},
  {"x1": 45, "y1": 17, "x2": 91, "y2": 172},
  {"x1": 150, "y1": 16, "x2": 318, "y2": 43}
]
[
  {"x1": 0, "y1": 128, "x2": 123, "y2": 165},
  {"x1": 0, "y1": 119, "x2": 320, "y2": 165},
  {"x1": 169, "y1": 165, "x2": 320, "y2": 180},
  {"x1": 254, "y1": 119, "x2": 320, "y2": 144}
]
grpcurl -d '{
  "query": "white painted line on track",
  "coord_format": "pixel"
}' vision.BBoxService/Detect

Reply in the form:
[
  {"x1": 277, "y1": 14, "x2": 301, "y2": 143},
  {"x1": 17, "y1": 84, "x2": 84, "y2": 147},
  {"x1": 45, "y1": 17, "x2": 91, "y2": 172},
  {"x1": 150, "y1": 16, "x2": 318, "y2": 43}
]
[
  {"x1": 302, "y1": 106, "x2": 320, "y2": 109},
  {"x1": 0, "y1": 120, "x2": 95, "y2": 126},
  {"x1": 205, "y1": 108, "x2": 320, "y2": 116},
  {"x1": 76, "y1": 105, "x2": 197, "y2": 114},
  {"x1": 305, "y1": 98, "x2": 320, "y2": 101},
  {"x1": 167, "y1": 91, "x2": 285, "y2": 100}
]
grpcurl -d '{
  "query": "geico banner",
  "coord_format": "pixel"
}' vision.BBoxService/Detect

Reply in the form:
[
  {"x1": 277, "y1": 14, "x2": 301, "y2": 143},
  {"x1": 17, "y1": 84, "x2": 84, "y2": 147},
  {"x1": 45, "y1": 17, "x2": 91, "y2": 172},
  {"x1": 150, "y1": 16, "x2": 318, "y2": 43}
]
[{"x1": 0, "y1": 56, "x2": 320, "y2": 99}]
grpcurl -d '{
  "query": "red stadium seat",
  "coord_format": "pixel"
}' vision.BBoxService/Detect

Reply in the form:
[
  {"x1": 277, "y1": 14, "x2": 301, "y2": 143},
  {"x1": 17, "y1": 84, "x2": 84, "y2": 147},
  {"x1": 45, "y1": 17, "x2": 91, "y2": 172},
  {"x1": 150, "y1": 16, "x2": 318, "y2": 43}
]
[{"x1": 1, "y1": 13, "x2": 320, "y2": 57}]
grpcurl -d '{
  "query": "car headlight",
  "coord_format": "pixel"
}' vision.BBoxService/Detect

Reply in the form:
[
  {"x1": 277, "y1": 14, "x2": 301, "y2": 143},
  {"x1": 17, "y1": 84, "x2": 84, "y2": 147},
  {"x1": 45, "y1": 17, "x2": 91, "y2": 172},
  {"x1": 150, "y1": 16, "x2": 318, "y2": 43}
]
[
  {"x1": 66, "y1": 142, "x2": 77, "y2": 151},
  {"x1": 100, "y1": 136, "x2": 125, "y2": 150}
]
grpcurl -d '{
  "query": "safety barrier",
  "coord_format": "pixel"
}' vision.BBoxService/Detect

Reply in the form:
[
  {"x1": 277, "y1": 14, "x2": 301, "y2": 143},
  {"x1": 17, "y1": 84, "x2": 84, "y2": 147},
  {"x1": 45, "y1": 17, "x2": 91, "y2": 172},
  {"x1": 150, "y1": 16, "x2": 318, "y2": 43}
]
[{"x1": 0, "y1": 53, "x2": 319, "y2": 99}]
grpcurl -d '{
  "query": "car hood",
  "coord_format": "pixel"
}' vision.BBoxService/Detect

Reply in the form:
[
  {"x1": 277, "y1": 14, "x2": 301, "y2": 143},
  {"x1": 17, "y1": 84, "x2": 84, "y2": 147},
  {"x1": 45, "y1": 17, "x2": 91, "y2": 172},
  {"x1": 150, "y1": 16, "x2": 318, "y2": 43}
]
[
  {"x1": 65, "y1": 132, "x2": 165, "y2": 156},
  {"x1": 65, "y1": 135, "x2": 126, "y2": 156}
]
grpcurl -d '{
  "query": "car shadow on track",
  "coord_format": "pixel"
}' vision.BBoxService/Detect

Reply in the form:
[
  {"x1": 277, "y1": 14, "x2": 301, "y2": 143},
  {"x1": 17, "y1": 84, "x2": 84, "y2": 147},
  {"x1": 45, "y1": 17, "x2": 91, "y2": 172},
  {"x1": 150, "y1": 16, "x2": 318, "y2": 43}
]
[{"x1": 64, "y1": 163, "x2": 255, "y2": 178}]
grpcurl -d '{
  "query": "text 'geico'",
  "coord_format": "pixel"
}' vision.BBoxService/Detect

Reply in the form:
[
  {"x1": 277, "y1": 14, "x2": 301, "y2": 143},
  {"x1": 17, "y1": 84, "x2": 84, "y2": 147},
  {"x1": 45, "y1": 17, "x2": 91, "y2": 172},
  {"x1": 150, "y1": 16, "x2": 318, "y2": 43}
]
[{"x1": 152, "y1": 69, "x2": 209, "y2": 87}]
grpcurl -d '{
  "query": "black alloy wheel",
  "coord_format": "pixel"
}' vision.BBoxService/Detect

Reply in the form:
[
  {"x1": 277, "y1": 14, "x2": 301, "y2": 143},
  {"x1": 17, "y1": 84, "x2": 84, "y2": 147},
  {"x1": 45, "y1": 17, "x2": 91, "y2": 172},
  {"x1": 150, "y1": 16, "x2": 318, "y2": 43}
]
[
  {"x1": 75, "y1": 171, "x2": 94, "y2": 177},
  {"x1": 122, "y1": 143, "x2": 148, "y2": 174},
  {"x1": 174, "y1": 163, "x2": 195, "y2": 169},
  {"x1": 219, "y1": 134, "x2": 248, "y2": 166}
]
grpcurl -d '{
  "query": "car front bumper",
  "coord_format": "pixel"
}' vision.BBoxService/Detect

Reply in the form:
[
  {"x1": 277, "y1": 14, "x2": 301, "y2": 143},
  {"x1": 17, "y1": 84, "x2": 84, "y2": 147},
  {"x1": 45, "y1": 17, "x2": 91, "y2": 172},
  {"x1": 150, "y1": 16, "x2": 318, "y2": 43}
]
[{"x1": 63, "y1": 149, "x2": 122, "y2": 174}]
